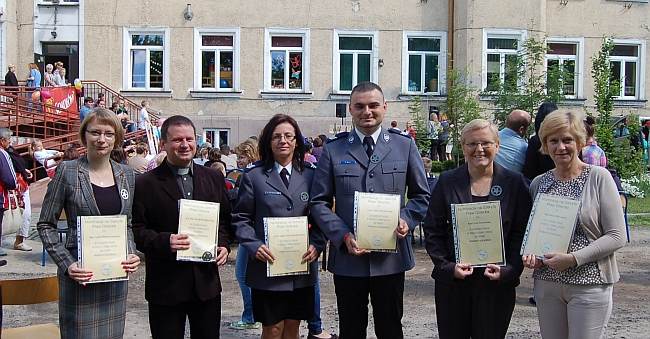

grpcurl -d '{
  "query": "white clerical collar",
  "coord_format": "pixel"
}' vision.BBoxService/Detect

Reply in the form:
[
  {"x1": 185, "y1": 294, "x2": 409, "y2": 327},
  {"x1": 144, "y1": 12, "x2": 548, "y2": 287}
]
[
  {"x1": 274, "y1": 162, "x2": 293, "y2": 176},
  {"x1": 354, "y1": 127, "x2": 381, "y2": 145}
]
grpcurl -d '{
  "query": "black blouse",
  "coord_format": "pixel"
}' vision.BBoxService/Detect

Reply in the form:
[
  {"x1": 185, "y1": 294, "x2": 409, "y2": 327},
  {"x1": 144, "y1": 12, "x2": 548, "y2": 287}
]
[{"x1": 92, "y1": 184, "x2": 121, "y2": 215}]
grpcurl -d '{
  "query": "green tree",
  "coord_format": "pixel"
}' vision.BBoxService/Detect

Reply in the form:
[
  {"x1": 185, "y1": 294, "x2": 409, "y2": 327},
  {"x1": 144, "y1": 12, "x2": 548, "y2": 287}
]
[
  {"x1": 408, "y1": 95, "x2": 430, "y2": 155},
  {"x1": 440, "y1": 69, "x2": 481, "y2": 164}
]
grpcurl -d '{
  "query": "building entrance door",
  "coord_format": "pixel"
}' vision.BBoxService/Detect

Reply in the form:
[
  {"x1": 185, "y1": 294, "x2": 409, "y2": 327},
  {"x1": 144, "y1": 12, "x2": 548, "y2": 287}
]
[{"x1": 40, "y1": 43, "x2": 79, "y2": 84}]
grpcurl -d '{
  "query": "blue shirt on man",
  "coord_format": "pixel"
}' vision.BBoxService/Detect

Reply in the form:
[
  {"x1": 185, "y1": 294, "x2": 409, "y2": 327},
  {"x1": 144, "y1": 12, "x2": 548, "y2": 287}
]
[
  {"x1": 79, "y1": 105, "x2": 92, "y2": 122},
  {"x1": 495, "y1": 127, "x2": 527, "y2": 172}
]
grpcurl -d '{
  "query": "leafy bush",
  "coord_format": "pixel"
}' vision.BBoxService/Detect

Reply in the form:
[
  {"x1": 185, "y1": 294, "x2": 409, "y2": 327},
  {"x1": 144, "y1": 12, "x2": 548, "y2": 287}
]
[
  {"x1": 442, "y1": 160, "x2": 457, "y2": 171},
  {"x1": 430, "y1": 161, "x2": 444, "y2": 174}
]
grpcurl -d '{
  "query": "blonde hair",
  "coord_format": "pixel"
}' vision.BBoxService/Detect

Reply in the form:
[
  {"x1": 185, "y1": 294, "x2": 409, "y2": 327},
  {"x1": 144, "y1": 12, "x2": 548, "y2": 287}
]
[
  {"x1": 460, "y1": 119, "x2": 499, "y2": 145},
  {"x1": 538, "y1": 110, "x2": 587, "y2": 154},
  {"x1": 79, "y1": 108, "x2": 124, "y2": 148},
  {"x1": 235, "y1": 138, "x2": 259, "y2": 163}
]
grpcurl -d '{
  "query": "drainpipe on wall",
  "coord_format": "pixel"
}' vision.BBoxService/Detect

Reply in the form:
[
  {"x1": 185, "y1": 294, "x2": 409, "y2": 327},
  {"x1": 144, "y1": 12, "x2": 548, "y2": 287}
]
[{"x1": 447, "y1": 0, "x2": 454, "y2": 89}]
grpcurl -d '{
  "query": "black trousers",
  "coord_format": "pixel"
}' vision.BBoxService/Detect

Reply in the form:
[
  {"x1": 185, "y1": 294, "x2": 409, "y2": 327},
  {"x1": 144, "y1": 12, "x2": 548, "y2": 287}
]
[
  {"x1": 430, "y1": 139, "x2": 441, "y2": 161},
  {"x1": 434, "y1": 279, "x2": 516, "y2": 339},
  {"x1": 334, "y1": 272, "x2": 405, "y2": 339},
  {"x1": 148, "y1": 295, "x2": 221, "y2": 339}
]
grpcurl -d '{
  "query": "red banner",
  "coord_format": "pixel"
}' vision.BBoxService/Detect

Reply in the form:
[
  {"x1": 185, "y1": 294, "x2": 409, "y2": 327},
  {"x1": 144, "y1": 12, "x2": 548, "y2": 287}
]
[{"x1": 41, "y1": 86, "x2": 78, "y2": 118}]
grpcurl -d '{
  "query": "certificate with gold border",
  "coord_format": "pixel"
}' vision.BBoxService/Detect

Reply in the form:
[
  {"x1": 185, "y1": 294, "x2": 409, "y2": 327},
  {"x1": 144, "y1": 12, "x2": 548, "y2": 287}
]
[
  {"x1": 77, "y1": 215, "x2": 128, "y2": 283},
  {"x1": 177, "y1": 199, "x2": 220, "y2": 262},
  {"x1": 521, "y1": 193, "x2": 580, "y2": 258},
  {"x1": 451, "y1": 201, "x2": 505, "y2": 267},
  {"x1": 264, "y1": 216, "x2": 309, "y2": 277},
  {"x1": 353, "y1": 192, "x2": 400, "y2": 252}
]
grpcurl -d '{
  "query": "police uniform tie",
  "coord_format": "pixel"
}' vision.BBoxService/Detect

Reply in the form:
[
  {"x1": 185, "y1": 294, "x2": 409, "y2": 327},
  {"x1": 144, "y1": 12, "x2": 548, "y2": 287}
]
[
  {"x1": 280, "y1": 168, "x2": 290, "y2": 188},
  {"x1": 363, "y1": 136, "x2": 375, "y2": 158}
]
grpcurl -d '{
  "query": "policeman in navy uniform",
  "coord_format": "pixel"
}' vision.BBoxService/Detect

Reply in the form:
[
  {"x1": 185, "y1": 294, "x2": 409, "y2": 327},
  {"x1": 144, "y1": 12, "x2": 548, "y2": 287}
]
[{"x1": 310, "y1": 82, "x2": 430, "y2": 339}]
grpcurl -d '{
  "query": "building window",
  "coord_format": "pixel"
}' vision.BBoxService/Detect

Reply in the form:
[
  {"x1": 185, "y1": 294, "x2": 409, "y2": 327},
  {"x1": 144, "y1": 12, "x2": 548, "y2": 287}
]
[
  {"x1": 194, "y1": 28, "x2": 240, "y2": 91},
  {"x1": 546, "y1": 39, "x2": 583, "y2": 99},
  {"x1": 333, "y1": 30, "x2": 378, "y2": 93},
  {"x1": 123, "y1": 28, "x2": 170, "y2": 91},
  {"x1": 264, "y1": 29, "x2": 310, "y2": 92},
  {"x1": 610, "y1": 42, "x2": 643, "y2": 99},
  {"x1": 482, "y1": 30, "x2": 526, "y2": 92},
  {"x1": 203, "y1": 129, "x2": 230, "y2": 147},
  {"x1": 402, "y1": 32, "x2": 447, "y2": 94}
]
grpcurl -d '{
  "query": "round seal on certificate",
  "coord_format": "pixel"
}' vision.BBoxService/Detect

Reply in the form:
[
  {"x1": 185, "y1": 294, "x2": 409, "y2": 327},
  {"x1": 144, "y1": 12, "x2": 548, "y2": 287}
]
[
  {"x1": 372, "y1": 235, "x2": 383, "y2": 248},
  {"x1": 285, "y1": 259, "x2": 296, "y2": 270},
  {"x1": 477, "y1": 249, "x2": 488, "y2": 261},
  {"x1": 202, "y1": 251, "x2": 214, "y2": 262},
  {"x1": 101, "y1": 263, "x2": 111, "y2": 277},
  {"x1": 542, "y1": 243, "x2": 552, "y2": 254}
]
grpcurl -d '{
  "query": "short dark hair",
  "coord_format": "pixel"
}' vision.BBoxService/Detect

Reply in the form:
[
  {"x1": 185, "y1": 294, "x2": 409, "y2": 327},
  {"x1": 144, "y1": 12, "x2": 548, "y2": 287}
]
[
  {"x1": 390, "y1": 120, "x2": 398, "y2": 127},
  {"x1": 84, "y1": 97, "x2": 94, "y2": 104},
  {"x1": 350, "y1": 81, "x2": 384, "y2": 101},
  {"x1": 535, "y1": 102, "x2": 558, "y2": 134},
  {"x1": 161, "y1": 115, "x2": 196, "y2": 141},
  {"x1": 258, "y1": 114, "x2": 306, "y2": 171}
]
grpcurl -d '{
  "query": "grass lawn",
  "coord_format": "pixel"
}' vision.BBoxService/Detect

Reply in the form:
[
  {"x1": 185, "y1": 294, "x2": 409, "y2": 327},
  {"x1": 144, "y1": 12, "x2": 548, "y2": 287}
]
[{"x1": 627, "y1": 196, "x2": 650, "y2": 227}]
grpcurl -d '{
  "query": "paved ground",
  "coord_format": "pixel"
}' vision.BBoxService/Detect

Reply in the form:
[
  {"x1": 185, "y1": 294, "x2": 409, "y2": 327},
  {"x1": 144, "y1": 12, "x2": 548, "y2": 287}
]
[{"x1": 2, "y1": 224, "x2": 649, "y2": 338}]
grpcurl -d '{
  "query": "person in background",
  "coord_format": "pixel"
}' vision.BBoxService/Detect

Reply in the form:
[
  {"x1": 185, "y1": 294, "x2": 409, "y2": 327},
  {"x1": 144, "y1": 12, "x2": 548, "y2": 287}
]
[
  {"x1": 495, "y1": 110, "x2": 531, "y2": 173},
  {"x1": 26, "y1": 63, "x2": 41, "y2": 89},
  {"x1": 194, "y1": 147, "x2": 210, "y2": 166},
  {"x1": 311, "y1": 137, "x2": 324, "y2": 161},
  {"x1": 31, "y1": 139, "x2": 63, "y2": 169},
  {"x1": 204, "y1": 148, "x2": 222, "y2": 168},
  {"x1": 523, "y1": 110, "x2": 626, "y2": 339},
  {"x1": 0, "y1": 128, "x2": 18, "y2": 257},
  {"x1": 79, "y1": 97, "x2": 94, "y2": 122},
  {"x1": 127, "y1": 143, "x2": 150, "y2": 174},
  {"x1": 304, "y1": 142, "x2": 317, "y2": 164},
  {"x1": 220, "y1": 144, "x2": 238, "y2": 170},
  {"x1": 37, "y1": 109, "x2": 140, "y2": 338},
  {"x1": 96, "y1": 99, "x2": 107, "y2": 109},
  {"x1": 139, "y1": 100, "x2": 151, "y2": 130},
  {"x1": 405, "y1": 121, "x2": 417, "y2": 139},
  {"x1": 229, "y1": 137, "x2": 262, "y2": 331},
  {"x1": 4, "y1": 142, "x2": 34, "y2": 252},
  {"x1": 110, "y1": 149, "x2": 127, "y2": 165},
  {"x1": 424, "y1": 119, "x2": 532, "y2": 339},
  {"x1": 389, "y1": 120, "x2": 401, "y2": 133},
  {"x1": 44, "y1": 64, "x2": 58, "y2": 87},
  {"x1": 4, "y1": 64, "x2": 18, "y2": 88},
  {"x1": 56, "y1": 68, "x2": 68, "y2": 86},
  {"x1": 428, "y1": 113, "x2": 442, "y2": 161},
  {"x1": 146, "y1": 150, "x2": 167, "y2": 172},
  {"x1": 582, "y1": 116, "x2": 607, "y2": 167},
  {"x1": 63, "y1": 143, "x2": 81, "y2": 161},
  {"x1": 523, "y1": 102, "x2": 558, "y2": 180},
  {"x1": 438, "y1": 114, "x2": 451, "y2": 161}
]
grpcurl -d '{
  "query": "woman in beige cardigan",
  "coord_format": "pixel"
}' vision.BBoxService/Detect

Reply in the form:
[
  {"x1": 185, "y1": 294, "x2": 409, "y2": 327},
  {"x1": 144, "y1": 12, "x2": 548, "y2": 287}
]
[{"x1": 522, "y1": 110, "x2": 626, "y2": 339}]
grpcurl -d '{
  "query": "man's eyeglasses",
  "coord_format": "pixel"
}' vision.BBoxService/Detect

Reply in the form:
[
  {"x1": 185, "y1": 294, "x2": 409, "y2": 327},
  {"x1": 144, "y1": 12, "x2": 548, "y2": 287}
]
[
  {"x1": 86, "y1": 130, "x2": 116, "y2": 140},
  {"x1": 271, "y1": 133, "x2": 296, "y2": 142},
  {"x1": 464, "y1": 141, "x2": 495, "y2": 150}
]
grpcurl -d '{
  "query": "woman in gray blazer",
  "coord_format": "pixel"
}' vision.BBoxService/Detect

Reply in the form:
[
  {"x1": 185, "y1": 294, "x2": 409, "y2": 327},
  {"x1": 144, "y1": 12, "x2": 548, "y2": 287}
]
[
  {"x1": 233, "y1": 114, "x2": 326, "y2": 339},
  {"x1": 38, "y1": 108, "x2": 140, "y2": 339}
]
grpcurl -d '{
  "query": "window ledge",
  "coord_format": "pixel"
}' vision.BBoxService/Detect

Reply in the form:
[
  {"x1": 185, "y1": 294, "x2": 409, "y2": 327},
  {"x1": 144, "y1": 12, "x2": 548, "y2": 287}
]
[
  {"x1": 479, "y1": 93, "x2": 497, "y2": 101},
  {"x1": 557, "y1": 98, "x2": 587, "y2": 107},
  {"x1": 329, "y1": 93, "x2": 350, "y2": 100},
  {"x1": 260, "y1": 92, "x2": 313, "y2": 100},
  {"x1": 397, "y1": 93, "x2": 447, "y2": 101},
  {"x1": 120, "y1": 90, "x2": 173, "y2": 98},
  {"x1": 613, "y1": 99, "x2": 647, "y2": 108},
  {"x1": 189, "y1": 90, "x2": 243, "y2": 98},
  {"x1": 38, "y1": 2, "x2": 80, "y2": 7}
]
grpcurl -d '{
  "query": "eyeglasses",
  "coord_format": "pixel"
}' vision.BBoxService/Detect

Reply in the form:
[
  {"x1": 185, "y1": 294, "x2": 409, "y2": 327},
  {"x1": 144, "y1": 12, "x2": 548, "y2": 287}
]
[
  {"x1": 86, "y1": 130, "x2": 116, "y2": 140},
  {"x1": 464, "y1": 141, "x2": 495, "y2": 150},
  {"x1": 271, "y1": 133, "x2": 296, "y2": 142}
]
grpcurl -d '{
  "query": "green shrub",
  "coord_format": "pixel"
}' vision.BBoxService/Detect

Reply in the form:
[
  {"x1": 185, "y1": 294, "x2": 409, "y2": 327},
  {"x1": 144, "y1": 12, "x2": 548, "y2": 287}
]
[
  {"x1": 430, "y1": 161, "x2": 444, "y2": 174},
  {"x1": 442, "y1": 160, "x2": 457, "y2": 171}
]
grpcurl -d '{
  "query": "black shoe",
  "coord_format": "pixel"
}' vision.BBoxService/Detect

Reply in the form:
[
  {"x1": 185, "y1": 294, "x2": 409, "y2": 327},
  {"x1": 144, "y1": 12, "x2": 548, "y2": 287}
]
[{"x1": 529, "y1": 296, "x2": 536, "y2": 305}]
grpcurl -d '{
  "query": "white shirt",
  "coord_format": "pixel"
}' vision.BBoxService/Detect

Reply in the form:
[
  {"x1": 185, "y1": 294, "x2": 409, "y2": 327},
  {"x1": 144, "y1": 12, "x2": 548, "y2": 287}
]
[
  {"x1": 139, "y1": 108, "x2": 150, "y2": 130},
  {"x1": 274, "y1": 162, "x2": 293, "y2": 176},
  {"x1": 354, "y1": 127, "x2": 381, "y2": 145},
  {"x1": 222, "y1": 153, "x2": 238, "y2": 170},
  {"x1": 34, "y1": 149, "x2": 58, "y2": 168}
]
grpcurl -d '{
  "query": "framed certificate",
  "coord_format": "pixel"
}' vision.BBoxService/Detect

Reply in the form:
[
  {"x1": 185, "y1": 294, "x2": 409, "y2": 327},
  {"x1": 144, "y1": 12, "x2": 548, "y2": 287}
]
[
  {"x1": 177, "y1": 199, "x2": 220, "y2": 262},
  {"x1": 520, "y1": 193, "x2": 580, "y2": 257},
  {"x1": 451, "y1": 201, "x2": 505, "y2": 267},
  {"x1": 77, "y1": 215, "x2": 128, "y2": 283},
  {"x1": 353, "y1": 192, "x2": 401, "y2": 252},
  {"x1": 264, "y1": 216, "x2": 309, "y2": 277}
]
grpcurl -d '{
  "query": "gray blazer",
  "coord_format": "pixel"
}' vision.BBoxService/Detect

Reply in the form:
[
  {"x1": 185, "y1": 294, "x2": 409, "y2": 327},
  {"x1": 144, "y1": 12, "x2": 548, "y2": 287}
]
[
  {"x1": 233, "y1": 163, "x2": 326, "y2": 291},
  {"x1": 38, "y1": 157, "x2": 137, "y2": 272},
  {"x1": 310, "y1": 127, "x2": 430, "y2": 277}
]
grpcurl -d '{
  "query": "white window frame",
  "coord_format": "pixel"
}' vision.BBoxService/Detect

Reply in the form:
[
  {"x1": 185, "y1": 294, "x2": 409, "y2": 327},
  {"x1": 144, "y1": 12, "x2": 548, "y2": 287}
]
[
  {"x1": 401, "y1": 31, "x2": 447, "y2": 95},
  {"x1": 192, "y1": 28, "x2": 240, "y2": 92},
  {"x1": 333, "y1": 30, "x2": 379, "y2": 94},
  {"x1": 545, "y1": 37, "x2": 585, "y2": 99},
  {"x1": 482, "y1": 29, "x2": 527, "y2": 92},
  {"x1": 122, "y1": 27, "x2": 171, "y2": 91},
  {"x1": 611, "y1": 39, "x2": 646, "y2": 100},
  {"x1": 203, "y1": 128, "x2": 230, "y2": 147},
  {"x1": 263, "y1": 28, "x2": 310, "y2": 92}
]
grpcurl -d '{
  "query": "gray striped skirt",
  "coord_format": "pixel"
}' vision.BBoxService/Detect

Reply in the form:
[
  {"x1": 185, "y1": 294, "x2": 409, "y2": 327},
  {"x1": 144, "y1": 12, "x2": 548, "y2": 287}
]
[{"x1": 58, "y1": 267, "x2": 128, "y2": 339}]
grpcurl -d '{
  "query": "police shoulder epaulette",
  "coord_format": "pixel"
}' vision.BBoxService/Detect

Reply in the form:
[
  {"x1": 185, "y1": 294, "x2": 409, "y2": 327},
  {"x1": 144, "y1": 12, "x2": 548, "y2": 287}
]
[
  {"x1": 243, "y1": 161, "x2": 263, "y2": 172},
  {"x1": 305, "y1": 162, "x2": 317, "y2": 169},
  {"x1": 327, "y1": 131, "x2": 349, "y2": 143},
  {"x1": 387, "y1": 128, "x2": 410, "y2": 138}
]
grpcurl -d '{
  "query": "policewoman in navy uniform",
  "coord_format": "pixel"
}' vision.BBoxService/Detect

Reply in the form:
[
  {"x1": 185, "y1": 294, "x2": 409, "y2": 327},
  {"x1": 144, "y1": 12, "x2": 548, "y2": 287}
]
[
  {"x1": 422, "y1": 119, "x2": 532, "y2": 339},
  {"x1": 310, "y1": 82, "x2": 430, "y2": 339},
  {"x1": 233, "y1": 114, "x2": 327, "y2": 339}
]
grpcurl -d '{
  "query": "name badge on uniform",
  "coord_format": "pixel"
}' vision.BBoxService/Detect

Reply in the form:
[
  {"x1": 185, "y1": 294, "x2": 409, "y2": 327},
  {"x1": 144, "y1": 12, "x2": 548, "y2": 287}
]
[
  {"x1": 264, "y1": 191, "x2": 282, "y2": 195},
  {"x1": 300, "y1": 192, "x2": 309, "y2": 202},
  {"x1": 370, "y1": 154, "x2": 380, "y2": 163},
  {"x1": 120, "y1": 189, "x2": 129, "y2": 200},
  {"x1": 340, "y1": 160, "x2": 356, "y2": 165},
  {"x1": 490, "y1": 185, "x2": 503, "y2": 197}
]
